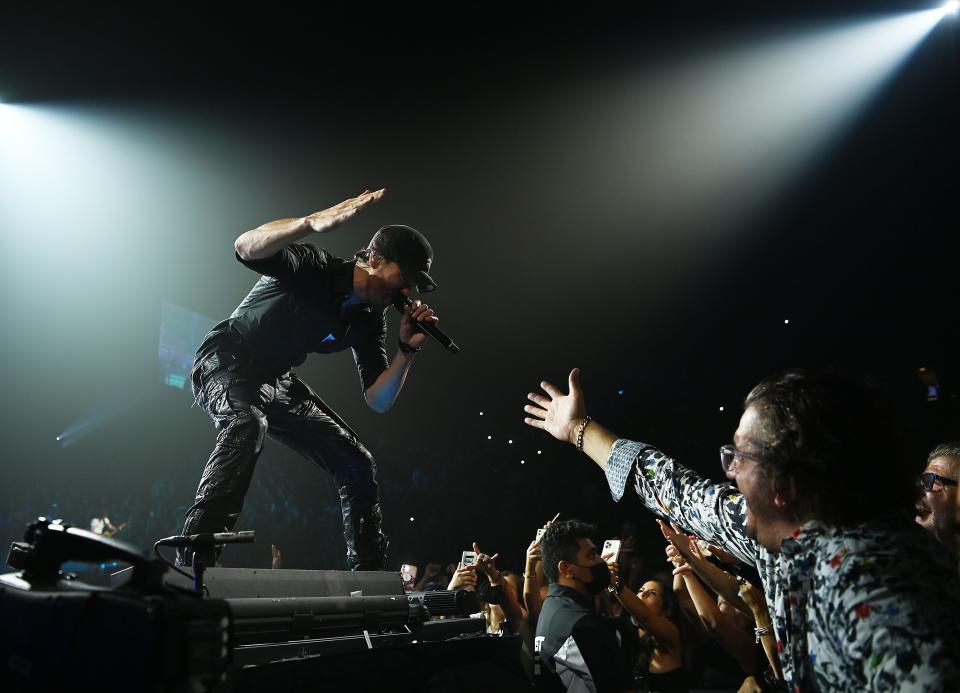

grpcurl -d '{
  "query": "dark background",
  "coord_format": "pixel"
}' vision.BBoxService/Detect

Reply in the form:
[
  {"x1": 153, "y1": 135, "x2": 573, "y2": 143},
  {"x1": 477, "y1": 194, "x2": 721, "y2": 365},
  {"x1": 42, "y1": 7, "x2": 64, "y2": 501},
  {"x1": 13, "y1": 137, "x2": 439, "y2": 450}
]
[{"x1": 0, "y1": 1, "x2": 955, "y2": 575}]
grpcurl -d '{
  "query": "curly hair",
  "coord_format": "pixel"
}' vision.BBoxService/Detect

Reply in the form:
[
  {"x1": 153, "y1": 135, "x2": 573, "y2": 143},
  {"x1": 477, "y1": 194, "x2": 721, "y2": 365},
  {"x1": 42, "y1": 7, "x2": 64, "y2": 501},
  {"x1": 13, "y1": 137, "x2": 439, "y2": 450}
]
[{"x1": 743, "y1": 369, "x2": 916, "y2": 526}]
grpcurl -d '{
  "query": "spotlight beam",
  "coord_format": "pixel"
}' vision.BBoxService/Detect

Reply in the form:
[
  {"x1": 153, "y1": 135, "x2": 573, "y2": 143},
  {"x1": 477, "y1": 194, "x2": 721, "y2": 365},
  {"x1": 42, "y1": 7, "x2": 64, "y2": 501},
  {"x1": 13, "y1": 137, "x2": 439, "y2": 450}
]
[{"x1": 526, "y1": 7, "x2": 952, "y2": 248}]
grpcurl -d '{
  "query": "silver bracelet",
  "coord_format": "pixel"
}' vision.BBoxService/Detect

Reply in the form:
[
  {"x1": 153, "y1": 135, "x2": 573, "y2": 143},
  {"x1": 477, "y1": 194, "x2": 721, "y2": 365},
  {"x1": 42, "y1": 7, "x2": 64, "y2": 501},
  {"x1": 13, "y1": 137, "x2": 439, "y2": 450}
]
[{"x1": 754, "y1": 624, "x2": 773, "y2": 643}]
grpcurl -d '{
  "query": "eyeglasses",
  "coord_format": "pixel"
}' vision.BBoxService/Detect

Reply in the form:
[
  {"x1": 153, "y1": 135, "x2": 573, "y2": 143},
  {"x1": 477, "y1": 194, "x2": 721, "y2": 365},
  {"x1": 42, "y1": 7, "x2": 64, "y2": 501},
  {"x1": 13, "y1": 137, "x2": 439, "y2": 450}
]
[
  {"x1": 719, "y1": 444, "x2": 764, "y2": 477},
  {"x1": 918, "y1": 472, "x2": 959, "y2": 493}
]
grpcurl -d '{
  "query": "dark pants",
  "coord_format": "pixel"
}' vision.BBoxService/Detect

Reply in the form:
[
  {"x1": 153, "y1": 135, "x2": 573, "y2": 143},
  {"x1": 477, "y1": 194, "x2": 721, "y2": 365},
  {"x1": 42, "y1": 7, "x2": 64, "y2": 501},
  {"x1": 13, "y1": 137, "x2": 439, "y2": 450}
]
[{"x1": 179, "y1": 348, "x2": 388, "y2": 570}]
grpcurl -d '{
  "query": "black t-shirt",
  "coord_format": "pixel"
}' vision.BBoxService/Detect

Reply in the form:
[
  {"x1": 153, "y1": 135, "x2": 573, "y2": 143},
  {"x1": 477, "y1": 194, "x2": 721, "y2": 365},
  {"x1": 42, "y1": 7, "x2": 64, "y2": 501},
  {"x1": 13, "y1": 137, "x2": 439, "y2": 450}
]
[
  {"x1": 197, "y1": 244, "x2": 388, "y2": 390},
  {"x1": 536, "y1": 584, "x2": 636, "y2": 692}
]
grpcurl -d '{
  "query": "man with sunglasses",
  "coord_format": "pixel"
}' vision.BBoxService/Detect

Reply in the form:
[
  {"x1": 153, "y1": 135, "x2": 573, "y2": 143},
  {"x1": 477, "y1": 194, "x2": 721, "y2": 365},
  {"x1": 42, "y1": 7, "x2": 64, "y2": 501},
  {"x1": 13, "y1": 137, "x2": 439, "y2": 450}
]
[
  {"x1": 524, "y1": 368, "x2": 959, "y2": 691},
  {"x1": 179, "y1": 189, "x2": 440, "y2": 570},
  {"x1": 916, "y1": 442, "x2": 960, "y2": 552}
]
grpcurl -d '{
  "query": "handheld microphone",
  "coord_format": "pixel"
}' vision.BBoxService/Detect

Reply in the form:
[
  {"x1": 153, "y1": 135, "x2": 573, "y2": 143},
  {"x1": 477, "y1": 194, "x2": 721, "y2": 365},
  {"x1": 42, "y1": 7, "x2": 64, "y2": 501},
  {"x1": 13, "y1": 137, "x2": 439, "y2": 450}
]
[{"x1": 394, "y1": 297, "x2": 460, "y2": 354}]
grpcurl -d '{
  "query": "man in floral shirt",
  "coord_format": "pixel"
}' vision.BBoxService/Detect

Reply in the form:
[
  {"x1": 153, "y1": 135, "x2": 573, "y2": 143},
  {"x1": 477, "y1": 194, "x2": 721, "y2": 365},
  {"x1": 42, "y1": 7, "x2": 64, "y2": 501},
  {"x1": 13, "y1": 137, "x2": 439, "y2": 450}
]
[{"x1": 524, "y1": 368, "x2": 959, "y2": 691}]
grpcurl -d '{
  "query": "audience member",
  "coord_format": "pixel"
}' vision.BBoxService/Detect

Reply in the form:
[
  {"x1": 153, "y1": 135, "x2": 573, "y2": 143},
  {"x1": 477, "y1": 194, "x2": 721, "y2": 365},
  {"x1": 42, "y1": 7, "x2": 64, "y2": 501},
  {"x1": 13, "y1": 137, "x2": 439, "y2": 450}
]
[
  {"x1": 623, "y1": 577, "x2": 688, "y2": 692},
  {"x1": 523, "y1": 518, "x2": 556, "y2": 628},
  {"x1": 473, "y1": 543, "x2": 528, "y2": 635},
  {"x1": 271, "y1": 543, "x2": 282, "y2": 569},
  {"x1": 915, "y1": 442, "x2": 959, "y2": 552},
  {"x1": 663, "y1": 523, "x2": 785, "y2": 690},
  {"x1": 89, "y1": 515, "x2": 126, "y2": 537},
  {"x1": 524, "y1": 368, "x2": 960, "y2": 690},
  {"x1": 447, "y1": 561, "x2": 479, "y2": 592},
  {"x1": 413, "y1": 562, "x2": 446, "y2": 591},
  {"x1": 536, "y1": 519, "x2": 636, "y2": 692},
  {"x1": 666, "y1": 543, "x2": 760, "y2": 682}
]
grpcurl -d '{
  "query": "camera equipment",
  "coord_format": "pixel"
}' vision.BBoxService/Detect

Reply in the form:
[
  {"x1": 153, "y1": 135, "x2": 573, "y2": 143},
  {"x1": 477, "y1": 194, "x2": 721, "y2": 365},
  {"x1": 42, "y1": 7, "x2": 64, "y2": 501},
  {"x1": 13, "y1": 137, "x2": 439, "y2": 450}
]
[{"x1": 1, "y1": 518, "x2": 231, "y2": 691}]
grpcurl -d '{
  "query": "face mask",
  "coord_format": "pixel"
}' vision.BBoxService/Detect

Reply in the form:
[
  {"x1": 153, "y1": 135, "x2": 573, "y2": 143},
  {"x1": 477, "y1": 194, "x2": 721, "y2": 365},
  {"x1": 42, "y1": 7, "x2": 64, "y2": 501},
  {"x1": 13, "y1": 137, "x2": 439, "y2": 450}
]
[{"x1": 571, "y1": 560, "x2": 610, "y2": 596}]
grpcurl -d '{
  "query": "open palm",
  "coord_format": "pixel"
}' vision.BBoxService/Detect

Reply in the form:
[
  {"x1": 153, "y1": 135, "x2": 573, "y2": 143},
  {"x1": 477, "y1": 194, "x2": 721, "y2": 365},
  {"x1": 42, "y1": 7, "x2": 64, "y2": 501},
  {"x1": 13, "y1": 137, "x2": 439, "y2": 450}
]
[
  {"x1": 524, "y1": 368, "x2": 587, "y2": 444},
  {"x1": 305, "y1": 188, "x2": 385, "y2": 233}
]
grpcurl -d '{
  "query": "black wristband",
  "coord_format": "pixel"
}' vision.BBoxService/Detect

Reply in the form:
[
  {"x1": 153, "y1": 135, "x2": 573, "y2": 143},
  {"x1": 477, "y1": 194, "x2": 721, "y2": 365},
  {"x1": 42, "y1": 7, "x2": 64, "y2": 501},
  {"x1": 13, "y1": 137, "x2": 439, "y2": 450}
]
[{"x1": 398, "y1": 339, "x2": 422, "y2": 354}]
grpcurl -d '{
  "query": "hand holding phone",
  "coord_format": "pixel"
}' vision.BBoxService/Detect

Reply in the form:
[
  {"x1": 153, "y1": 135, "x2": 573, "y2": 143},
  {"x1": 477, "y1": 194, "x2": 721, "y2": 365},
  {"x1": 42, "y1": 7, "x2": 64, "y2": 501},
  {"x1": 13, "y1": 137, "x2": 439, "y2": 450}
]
[
  {"x1": 401, "y1": 564, "x2": 418, "y2": 593},
  {"x1": 536, "y1": 513, "x2": 561, "y2": 542},
  {"x1": 601, "y1": 539, "x2": 621, "y2": 565}
]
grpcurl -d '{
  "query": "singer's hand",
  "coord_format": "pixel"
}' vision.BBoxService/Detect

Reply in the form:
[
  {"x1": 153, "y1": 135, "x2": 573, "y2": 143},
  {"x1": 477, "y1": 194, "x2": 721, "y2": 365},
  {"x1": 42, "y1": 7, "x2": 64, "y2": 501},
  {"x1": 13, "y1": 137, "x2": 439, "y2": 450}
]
[
  {"x1": 524, "y1": 368, "x2": 587, "y2": 444},
  {"x1": 399, "y1": 299, "x2": 438, "y2": 350},
  {"x1": 305, "y1": 188, "x2": 385, "y2": 233}
]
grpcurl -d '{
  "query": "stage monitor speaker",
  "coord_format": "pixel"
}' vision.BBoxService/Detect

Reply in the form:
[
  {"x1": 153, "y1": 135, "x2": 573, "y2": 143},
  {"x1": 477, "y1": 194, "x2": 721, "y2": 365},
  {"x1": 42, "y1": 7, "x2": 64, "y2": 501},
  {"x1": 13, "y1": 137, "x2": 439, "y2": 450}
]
[{"x1": 112, "y1": 566, "x2": 403, "y2": 598}]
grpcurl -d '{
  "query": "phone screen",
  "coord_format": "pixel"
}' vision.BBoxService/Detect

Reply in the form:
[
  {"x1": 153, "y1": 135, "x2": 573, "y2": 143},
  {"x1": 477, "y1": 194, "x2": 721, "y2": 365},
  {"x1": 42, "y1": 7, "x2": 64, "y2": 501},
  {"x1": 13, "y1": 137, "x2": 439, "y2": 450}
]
[{"x1": 461, "y1": 550, "x2": 477, "y2": 567}]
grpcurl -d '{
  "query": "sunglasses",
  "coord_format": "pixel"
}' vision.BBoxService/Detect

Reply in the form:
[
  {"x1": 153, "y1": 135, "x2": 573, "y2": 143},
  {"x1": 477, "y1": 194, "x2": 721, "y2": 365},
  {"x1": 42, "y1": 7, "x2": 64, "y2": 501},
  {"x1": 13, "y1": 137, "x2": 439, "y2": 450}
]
[{"x1": 918, "y1": 472, "x2": 959, "y2": 493}]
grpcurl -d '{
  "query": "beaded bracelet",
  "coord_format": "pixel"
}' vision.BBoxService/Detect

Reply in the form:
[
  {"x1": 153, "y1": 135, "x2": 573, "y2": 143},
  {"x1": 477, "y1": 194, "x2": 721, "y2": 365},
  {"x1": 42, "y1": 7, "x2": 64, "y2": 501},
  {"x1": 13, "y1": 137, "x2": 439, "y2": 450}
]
[{"x1": 575, "y1": 416, "x2": 592, "y2": 451}]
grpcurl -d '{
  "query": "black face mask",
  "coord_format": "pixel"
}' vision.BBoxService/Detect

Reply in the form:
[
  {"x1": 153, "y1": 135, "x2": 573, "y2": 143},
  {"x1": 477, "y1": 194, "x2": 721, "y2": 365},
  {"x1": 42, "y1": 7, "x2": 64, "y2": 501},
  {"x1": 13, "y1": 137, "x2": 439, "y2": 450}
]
[{"x1": 571, "y1": 561, "x2": 610, "y2": 596}]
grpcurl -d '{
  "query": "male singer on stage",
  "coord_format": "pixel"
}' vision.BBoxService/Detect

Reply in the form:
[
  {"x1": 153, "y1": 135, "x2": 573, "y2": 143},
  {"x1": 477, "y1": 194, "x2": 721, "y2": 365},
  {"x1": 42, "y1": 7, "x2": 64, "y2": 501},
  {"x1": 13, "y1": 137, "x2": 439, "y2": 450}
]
[{"x1": 178, "y1": 188, "x2": 439, "y2": 570}]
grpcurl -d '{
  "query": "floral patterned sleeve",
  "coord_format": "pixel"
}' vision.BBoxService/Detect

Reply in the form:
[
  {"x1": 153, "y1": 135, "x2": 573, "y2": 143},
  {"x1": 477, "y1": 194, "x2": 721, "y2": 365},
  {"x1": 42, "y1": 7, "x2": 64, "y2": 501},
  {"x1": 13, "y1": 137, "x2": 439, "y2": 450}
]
[{"x1": 604, "y1": 439, "x2": 760, "y2": 567}]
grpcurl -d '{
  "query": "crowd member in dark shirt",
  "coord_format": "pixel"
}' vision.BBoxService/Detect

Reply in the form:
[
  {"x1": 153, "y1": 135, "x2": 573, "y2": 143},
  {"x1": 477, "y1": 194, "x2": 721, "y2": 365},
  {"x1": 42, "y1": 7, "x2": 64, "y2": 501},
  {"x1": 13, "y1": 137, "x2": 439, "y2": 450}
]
[
  {"x1": 629, "y1": 578, "x2": 688, "y2": 693},
  {"x1": 179, "y1": 189, "x2": 440, "y2": 570},
  {"x1": 536, "y1": 519, "x2": 636, "y2": 693}
]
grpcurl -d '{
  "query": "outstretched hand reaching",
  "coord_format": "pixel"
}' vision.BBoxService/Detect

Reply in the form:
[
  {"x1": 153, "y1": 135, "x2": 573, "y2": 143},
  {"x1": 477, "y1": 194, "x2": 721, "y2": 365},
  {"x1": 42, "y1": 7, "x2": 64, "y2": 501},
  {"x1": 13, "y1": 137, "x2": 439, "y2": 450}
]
[{"x1": 524, "y1": 368, "x2": 587, "y2": 444}]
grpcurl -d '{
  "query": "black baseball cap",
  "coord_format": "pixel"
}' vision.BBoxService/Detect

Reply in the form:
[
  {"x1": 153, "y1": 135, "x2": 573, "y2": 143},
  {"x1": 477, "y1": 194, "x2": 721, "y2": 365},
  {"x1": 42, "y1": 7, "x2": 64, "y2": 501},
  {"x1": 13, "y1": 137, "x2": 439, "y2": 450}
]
[{"x1": 368, "y1": 224, "x2": 437, "y2": 292}]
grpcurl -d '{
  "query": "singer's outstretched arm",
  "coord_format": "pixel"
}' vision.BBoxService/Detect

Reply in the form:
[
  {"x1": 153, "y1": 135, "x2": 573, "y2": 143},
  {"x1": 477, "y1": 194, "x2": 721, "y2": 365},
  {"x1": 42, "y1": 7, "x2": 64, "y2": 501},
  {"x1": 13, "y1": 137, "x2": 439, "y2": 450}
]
[
  {"x1": 234, "y1": 189, "x2": 385, "y2": 261},
  {"x1": 363, "y1": 299, "x2": 438, "y2": 413}
]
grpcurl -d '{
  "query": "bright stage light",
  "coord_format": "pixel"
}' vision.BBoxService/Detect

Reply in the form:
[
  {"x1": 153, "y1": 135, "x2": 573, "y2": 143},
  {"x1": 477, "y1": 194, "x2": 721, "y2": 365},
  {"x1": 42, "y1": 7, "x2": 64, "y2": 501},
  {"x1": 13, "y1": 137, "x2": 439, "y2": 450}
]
[
  {"x1": 944, "y1": 1, "x2": 959, "y2": 15},
  {"x1": 534, "y1": 5, "x2": 954, "y2": 255}
]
